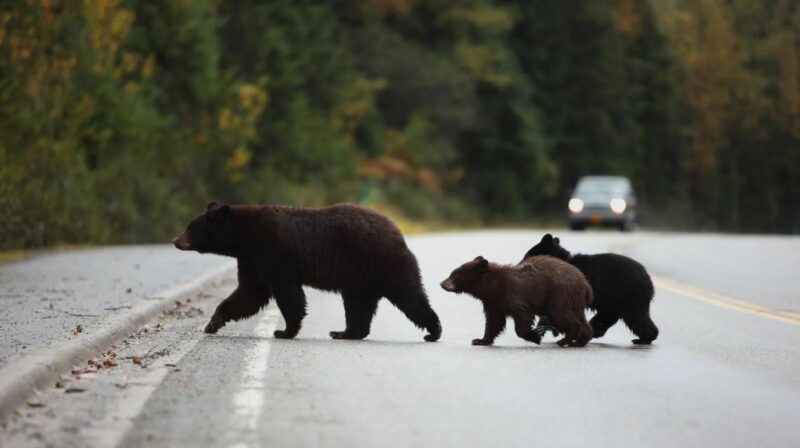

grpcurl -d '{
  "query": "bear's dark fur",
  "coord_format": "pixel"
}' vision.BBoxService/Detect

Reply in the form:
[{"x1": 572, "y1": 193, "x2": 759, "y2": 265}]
[
  {"x1": 523, "y1": 234, "x2": 659, "y2": 345},
  {"x1": 173, "y1": 202, "x2": 442, "y2": 342},
  {"x1": 440, "y1": 256, "x2": 593, "y2": 347}
]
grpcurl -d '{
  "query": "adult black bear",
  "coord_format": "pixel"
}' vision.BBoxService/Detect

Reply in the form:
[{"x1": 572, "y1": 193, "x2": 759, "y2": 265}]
[
  {"x1": 173, "y1": 202, "x2": 442, "y2": 342},
  {"x1": 522, "y1": 234, "x2": 658, "y2": 345},
  {"x1": 441, "y1": 255, "x2": 593, "y2": 347}
]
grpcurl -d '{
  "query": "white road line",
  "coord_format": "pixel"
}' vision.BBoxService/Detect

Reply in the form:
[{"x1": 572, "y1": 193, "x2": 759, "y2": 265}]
[{"x1": 227, "y1": 309, "x2": 278, "y2": 448}]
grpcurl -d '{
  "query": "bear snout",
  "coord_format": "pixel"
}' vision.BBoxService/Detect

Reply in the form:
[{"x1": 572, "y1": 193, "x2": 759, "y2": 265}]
[
  {"x1": 172, "y1": 232, "x2": 193, "y2": 251},
  {"x1": 440, "y1": 278, "x2": 456, "y2": 292}
]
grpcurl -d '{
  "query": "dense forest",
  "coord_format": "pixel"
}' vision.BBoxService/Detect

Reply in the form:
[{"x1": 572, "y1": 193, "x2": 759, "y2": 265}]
[{"x1": 1, "y1": 0, "x2": 799, "y2": 248}]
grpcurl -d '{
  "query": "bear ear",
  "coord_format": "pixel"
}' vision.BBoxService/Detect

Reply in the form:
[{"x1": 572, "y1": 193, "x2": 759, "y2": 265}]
[
  {"x1": 207, "y1": 204, "x2": 231, "y2": 220},
  {"x1": 542, "y1": 234, "x2": 553, "y2": 243},
  {"x1": 207, "y1": 201, "x2": 220, "y2": 211},
  {"x1": 554, "y1": 237, "x2": 560, "y2": 245},
  {"x1": 477, "y1": 258, "x2": 489, "y2": 270},
  {"x1": 474, "y1": 255, "x2": 485, "y2": 262}
]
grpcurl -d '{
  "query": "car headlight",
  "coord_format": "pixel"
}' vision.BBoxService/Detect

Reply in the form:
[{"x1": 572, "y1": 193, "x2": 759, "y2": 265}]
[
  {"x1": 568, "y1": 198, "x2": 584, "y2": 213},
  {"x1": 610, "y1": 198, "x2": 627, "y2": 214}
]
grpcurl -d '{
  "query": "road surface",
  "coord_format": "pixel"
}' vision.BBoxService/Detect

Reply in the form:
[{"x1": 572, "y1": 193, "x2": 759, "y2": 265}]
[{"x1": 1, "y1": 231, "x2": 799, "y2": 447}]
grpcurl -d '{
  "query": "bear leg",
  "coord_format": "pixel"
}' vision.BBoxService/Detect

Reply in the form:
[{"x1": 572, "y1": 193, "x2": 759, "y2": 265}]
[
  {"x1": 589, "y1": 310, "x2": 620, "y2": 338},
  {"x1": 534, "y1": 316, "x2": 561, "y2": 338},
  {"x1": 473, "y1": 304, "x2": 506, "y2": 346},
  {"x1": 568, "y1": 320, "x2": 593, "y2": 347},
  {"x1": 385, "y1": 283, "x2": 442, "y2": 342},
  {"x1": 621, "y1": 307, "x2": 659, "y2": 345},
  {"x1": 330, "y1": 291, "x2": 380, "y2": 340},
  {"x1": 513, "y1": 315, "x2": 541, "y2": 345},
  {"x1": 204, "y1": 286, "x2": 271, "y2": 334},
  {"x1": 551, "y1": 315, "x2": 591, "y2": 347},
  {"x1": 272, "y1": 281, "x2": 307, "y2": 339}
]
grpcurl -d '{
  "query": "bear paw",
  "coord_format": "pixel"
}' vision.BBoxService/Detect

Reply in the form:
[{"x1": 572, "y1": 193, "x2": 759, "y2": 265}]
[
  {"x1": 203, "y1": 315, "x2": 227, "y2": 334},
  {"x1": 329, "y1": 330, "x2": 367, "y2": 340},
  {"x1": 471, "y1": 338, "x2": 493, "y2": 346},
  {"x1": 424, "y1": 322, "x2": 442, "y2": 342},
  {"x1": 632, "y1": 338, "x2": 653, "y2": 345},
  {"x1": 273, "y1": 329, "x2": 297, "y2": 339}
]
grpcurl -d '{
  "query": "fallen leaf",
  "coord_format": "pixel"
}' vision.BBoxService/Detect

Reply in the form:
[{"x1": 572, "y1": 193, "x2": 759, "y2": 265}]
[
  {"x1": 102, "y1": 359, "x2": 117, "y2": 368},
  {"x1": 132, "y1": 356, "x2": 142, "y2": 365},
  {"x1": 125, "y1": 288, "x2": 132, "y2": 294}
]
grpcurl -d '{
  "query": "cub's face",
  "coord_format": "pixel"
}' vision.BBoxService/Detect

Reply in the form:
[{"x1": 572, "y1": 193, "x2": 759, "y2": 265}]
[
  {"x1": 440, "y1": 256, "x2": 489, "y2": 293},
  {"x1": 522, "y1": 233, "x2": 570, "y2": 262},
  {"x1": 172, "y1": 202, "x2": 234, "y2": 255}
]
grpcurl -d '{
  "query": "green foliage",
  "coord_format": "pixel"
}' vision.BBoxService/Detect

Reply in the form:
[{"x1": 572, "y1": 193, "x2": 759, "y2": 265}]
[{"x1": 0, "y1": 0, "x2": 798, "y2": 249}]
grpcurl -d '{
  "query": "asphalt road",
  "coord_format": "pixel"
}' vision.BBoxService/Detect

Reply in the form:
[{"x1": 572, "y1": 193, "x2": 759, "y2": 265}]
[{"x1": 2, "y1": 231, "x2": 799, "y2": 447}]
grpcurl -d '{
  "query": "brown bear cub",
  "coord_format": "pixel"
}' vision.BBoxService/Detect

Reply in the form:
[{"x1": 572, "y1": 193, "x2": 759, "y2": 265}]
[
  {"x1": 173, "y1": 202, "x2": 441, "y2": 342},
  {"x1": 440, "y1": 256, "x2": 593, "y2": 347}
]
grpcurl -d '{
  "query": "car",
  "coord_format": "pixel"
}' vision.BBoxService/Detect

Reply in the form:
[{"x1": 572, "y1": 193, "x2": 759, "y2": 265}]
[{"x1": 567, "y1": 175, "x2": 636, "y2": 231}]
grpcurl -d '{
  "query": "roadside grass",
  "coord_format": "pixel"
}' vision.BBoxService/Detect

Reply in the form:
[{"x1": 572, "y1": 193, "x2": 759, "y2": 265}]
[
  {"x1": 0, "y1": 245, "x2": 85, "y2": 265},
  {"x1": 0, "y1": 249, "x2": 42, "y2": 264}
]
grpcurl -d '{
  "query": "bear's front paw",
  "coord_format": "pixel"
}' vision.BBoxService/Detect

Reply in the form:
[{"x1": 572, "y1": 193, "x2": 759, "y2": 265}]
[
  {"x1": 471, "y1": 338, "x2": 492, "y2": 346},
  {"x1": 329, "y1": 330, "x2": 367, "y2": 340},
  {"x1": 632, "y1": 338, "x2": 653, "y2": 345},
  {"x1": 273, "y1": 329, "x2": 297, "y2": 339},
  {"x1": 203, "y1": 315, "x2": 227, "y2": 334}
]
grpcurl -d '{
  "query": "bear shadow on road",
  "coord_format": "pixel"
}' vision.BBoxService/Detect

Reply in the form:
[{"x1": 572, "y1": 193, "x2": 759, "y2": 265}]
[
  {"x1": 204, "y1": 334, "x2": 430, "y2": 347},
  {"x1": 471, "y1": 341, "x2": 655, "y2": 351},
  {"x1": 202, "y1": 334, "x2": 655, "y2": 351}
]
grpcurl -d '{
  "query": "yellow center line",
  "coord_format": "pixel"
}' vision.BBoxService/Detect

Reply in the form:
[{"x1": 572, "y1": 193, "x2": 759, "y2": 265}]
[{"x1": 652, "y1": 275, "x2": 800, "y2": 326}]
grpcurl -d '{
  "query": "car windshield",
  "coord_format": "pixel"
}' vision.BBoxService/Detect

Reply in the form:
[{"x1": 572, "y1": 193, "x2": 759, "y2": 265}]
[{"x1": 575, "y1": 178, "x2": 628, "y2": 196}]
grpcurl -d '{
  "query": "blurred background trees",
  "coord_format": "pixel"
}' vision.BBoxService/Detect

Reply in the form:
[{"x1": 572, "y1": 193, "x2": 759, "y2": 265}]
[{"x1": 1, "y1": 0, "x2": 798, "y2": 248}]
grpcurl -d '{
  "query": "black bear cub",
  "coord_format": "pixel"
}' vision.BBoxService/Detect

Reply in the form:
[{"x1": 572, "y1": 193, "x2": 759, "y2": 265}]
[
  {"x1": 440, "y1": 256, "x2": 593, "y2": 347},
  {"x1": 173, "y1": 202, "x2": 442, "y2": 342},
  {"x1": 523, "y1": 234, "x2": 658, "y2": 345}
]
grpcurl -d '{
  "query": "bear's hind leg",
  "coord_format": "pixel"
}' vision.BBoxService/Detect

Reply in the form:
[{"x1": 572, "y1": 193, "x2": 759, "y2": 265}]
[
  {"x1": 385, "y1": 283, "x2": 442, "y2": 342},
  {"x1": 621, "y1": 305, "x2": 659, "y2": 345},
  {"x1": 550, "y1": 315, "x2": 591, "y2": 347},
  {"x1": 330, "y1": 291, "x2": 380, "y2": 340},
  {"x1": 568, "y1": 320, "x2": 593, "y2": 347},
  {"x1": 272, "y1": 281, "x2": 307, "y2": 339}
]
